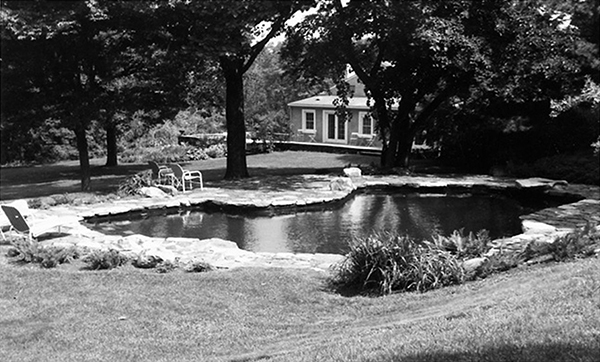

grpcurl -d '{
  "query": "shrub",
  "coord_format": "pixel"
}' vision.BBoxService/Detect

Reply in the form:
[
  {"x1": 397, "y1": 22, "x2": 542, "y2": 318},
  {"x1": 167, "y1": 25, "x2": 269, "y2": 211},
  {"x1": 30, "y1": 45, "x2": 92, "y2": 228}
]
[
  {"x1": 117, "y1": 170, "x2": 153, "y2": 196},
  {"x1": 331, "y1": 232, "x2": 464, "y2": 295},
  {"x1": 185, "y1": 148, "x2": 209, "y2": 161},
  {"x1": 83, "y1": 249, "x2": 129, "y2": 270},
  {"x1": 479, "y1": 223, "x2": 599, "y2": 277},
  {"x1": 120, "y1": 145, "x2": 190, "y2": 164},
  {"x1": 184, "y1": 260, "x2": 215, "y2": 273},
  {"x1": 132, "y1": 253, "x2": 163, "y2": 269},
  {"x1": 478, "y1": 250, "x2": 523, "y2": 276},
  {"x1": 548, "y1": 223, "x2": 599, "y2": 261},
  {"x1": 507, "y1": 151, "x2": 600, "y2": 185},
  {"x1": 28, "y1": 193, "x2": 116, "y2": 209},
  {"x1": 155, "y1": 260, "x2": 178, "y2": 274},
  {"x1": 204, "y1": 143, "x2": 227, "y2": 158},
  {"x1": 6, "y1": 239, "x2": 80, "y2": 268},
  {"x1": 430, "y1": 229, "x2": 492, "y2": 259}
]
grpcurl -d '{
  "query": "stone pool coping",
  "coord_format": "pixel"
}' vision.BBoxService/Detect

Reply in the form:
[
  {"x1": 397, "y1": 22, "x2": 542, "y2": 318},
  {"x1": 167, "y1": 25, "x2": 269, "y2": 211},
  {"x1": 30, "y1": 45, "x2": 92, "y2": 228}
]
[{"x1": 23, "y1": 174, "x2": 600, "y2": 271}]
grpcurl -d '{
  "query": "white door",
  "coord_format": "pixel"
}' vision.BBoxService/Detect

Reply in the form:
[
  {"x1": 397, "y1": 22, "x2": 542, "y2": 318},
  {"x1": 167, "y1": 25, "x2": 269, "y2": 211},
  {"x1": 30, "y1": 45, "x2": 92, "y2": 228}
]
[{"x1": 323, "y1": 111, "x2": 347, "y2": 143}]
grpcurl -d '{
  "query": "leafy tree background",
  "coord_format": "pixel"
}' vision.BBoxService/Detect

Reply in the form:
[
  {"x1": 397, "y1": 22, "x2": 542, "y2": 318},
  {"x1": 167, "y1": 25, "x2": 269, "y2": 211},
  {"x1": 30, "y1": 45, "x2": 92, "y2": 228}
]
[{"x1": 1, "y1": 0, "x2": 598, "y2": 187}]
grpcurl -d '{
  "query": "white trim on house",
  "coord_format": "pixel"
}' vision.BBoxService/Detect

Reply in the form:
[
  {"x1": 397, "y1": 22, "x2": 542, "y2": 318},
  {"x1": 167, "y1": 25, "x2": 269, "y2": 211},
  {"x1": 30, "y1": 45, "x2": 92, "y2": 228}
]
[
  {"x1": 301, "y1": 109, "x2": 316, "y2": 132},
  {"x1": 322, "y1": 110, "x2": 348, "y2": 143},
  {"x1": 358, "y1": 111, "x2": 376, "y2": 135},
  {"x1": 288, "y1": 95, "x2": 371, "y2": 110}
]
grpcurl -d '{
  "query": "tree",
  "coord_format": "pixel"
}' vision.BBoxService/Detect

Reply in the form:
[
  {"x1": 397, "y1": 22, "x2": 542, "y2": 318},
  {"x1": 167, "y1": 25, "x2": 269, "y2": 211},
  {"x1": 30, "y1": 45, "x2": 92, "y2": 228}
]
[
  {"x1": 155, "y1": 0, "x2": 314, "y2": 179},
  {"x1": 282, "y1": 0, "x2": 590, "y2": 169},
  {"x1": 244, "y1": 43, "x2": 330, "y2": 143},
  {"x1": 1, "y1": 1, "x2": 107, "y2": 189},
  {"x1": 1, "y1": 1, "x2": 188, "y2": 188}
]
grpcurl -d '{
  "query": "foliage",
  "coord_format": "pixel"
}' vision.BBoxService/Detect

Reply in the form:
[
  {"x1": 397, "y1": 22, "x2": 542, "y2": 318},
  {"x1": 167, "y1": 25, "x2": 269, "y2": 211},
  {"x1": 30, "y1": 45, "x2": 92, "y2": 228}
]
[
  {"x1": 117, "y1": 170, "x2": 153, "y2": 196},
  {"x1": 331, "y1": 232, "x2": 464, "y2": 295},
  {"x1": 82, "y1": 249, "x2": 129, "y2": 270},
  {"x1": 480, "y1": 223, "x2": 600, "y2": 277},
  {"x1": 183, "y1": 260, "x2": 216, "y2": 273},
  {"x1": 547, "y1": 223, "x2": 600, "y2": 261},
  {"x1": 478, "y1": 250, "x2": 524, "y2": 276},
  {"x1": 120, "y1": 145, "x2": 189, "y2": 164},
  {"x1": 7, "y1": 239, "x2": 80, "y2": 268},
  {"x1": 204, "y1": 144, "x2": 227, "y2": 159},
  {"x1": 507, "y1": 152, "x2": 600, "y2": 185},
  {"x1": 119, "y1": 111, "x2": 228, "y2": 163},
  {"x1": 148, "y1": 0, "x2": 316, "y2": 179},
  {"x1": 28, "y1": 193, "x2": 116, "y2": 210},
  {"x1": 282, "y1": 0, "x2": 594, "y2": 169},
  {"x1": 155, "y1": 260, "x2": 178, "y2": 274},
  {"x1": 430, "y1": 229, "x2": 492, "y2": 260},
  {"x1": 245, "y1": 43, "x2": 327, "y2": 144}
]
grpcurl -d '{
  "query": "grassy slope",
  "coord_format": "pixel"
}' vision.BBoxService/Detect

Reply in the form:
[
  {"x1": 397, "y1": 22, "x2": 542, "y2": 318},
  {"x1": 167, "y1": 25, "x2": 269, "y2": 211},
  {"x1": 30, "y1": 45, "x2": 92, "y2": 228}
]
[
  {"x1": 1, "y1": 256, "x2": 598, "y2": 362},
  {"x1": 1, "y1": 152, "x2": 599, "y2": 361}
]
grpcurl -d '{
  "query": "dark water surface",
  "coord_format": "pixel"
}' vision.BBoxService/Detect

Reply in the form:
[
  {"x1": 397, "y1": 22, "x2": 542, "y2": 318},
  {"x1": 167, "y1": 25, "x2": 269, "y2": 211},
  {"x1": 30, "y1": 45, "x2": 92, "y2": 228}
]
[{"x1": 89, "y1": 191, "x2": 558, "y2": 254}]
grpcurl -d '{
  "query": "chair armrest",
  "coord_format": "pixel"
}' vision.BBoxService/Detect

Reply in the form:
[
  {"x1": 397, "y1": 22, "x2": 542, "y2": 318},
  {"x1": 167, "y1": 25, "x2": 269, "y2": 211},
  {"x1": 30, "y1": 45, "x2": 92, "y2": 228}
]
[{"x1": 183, "y1": 170, "x2": 202, "y2": 177}]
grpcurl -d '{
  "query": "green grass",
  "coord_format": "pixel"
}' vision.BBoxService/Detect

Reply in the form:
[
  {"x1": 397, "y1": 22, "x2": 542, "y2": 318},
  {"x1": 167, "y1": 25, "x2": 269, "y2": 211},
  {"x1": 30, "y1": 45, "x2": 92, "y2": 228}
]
[
  {"x1": 1, "y1": 254, "x2": 599, "y2": 362},
  {"x1": 0, "y1": 151, "x2": 380, "y2": 201},
  {"x1": 2, "y1": 151, "x2": 599, "y2": 361}
]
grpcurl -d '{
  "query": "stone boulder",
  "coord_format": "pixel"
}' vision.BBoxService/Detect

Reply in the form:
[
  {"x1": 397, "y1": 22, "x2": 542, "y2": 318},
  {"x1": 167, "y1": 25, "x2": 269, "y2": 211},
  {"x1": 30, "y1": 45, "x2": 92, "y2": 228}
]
[
  {"x1": 329, "y1": 177, "x2": 356, "y2": 192},
  {"x1": 156, "y1": 184, "x2": 178, "y2": 196},
  {"x1": 462, "y1": 257, "x2": 488, "y2": 279},
  {"x1": 139, "y1": 186, "x2": 169, "y2": 198},
  {"x1": 343, "y1": 167, "x2": 362, "y2": 178},
  {"x1": 515, "y1": 178, "x2": 568, "y2": 189}
]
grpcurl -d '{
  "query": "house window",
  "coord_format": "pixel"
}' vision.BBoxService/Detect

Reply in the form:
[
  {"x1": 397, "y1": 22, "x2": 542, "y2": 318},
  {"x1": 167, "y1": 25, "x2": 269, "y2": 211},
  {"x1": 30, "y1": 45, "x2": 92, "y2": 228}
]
[
  {"x1": 359, "y1": 112, "x2": 374, "y2": 135},
  {"x1": 302, "y1": 110, "x2": 316, "y2": 132}
]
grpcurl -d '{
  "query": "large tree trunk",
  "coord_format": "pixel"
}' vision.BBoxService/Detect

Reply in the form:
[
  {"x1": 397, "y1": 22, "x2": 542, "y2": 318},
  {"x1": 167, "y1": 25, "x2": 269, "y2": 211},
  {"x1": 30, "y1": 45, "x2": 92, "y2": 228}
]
[
  {"x1": 74, "y1": 123, "x2": 91, "y2": 191},
  {"x1": 221, "y1": 57, "x2": 249, "y2": 179},
  {"x1": 105, "y1": 123, "x2": 118, "y2": 167},
  {"x1": 395, "y1": 125, "x2": 413, "y2": 168}
]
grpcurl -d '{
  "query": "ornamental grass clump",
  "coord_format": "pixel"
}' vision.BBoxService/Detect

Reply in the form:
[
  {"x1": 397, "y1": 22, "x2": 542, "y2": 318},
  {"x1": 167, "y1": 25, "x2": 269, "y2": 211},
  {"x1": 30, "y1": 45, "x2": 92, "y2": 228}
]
[
  {"x1": 331, "y1": 232, "x2": 464, "y2": 295},
  {"x1": 83, "y1": 249, "x2": 129, "y2": 270},
  {"x1": 430, "y1": 229, "x2": 492, "y2": 259},
  {"x1": 117, "y1": 170, "x2": 153, "y2": 196},
  {"x1": 6, "y1": 238, "x2": 80, "y2": 268}
]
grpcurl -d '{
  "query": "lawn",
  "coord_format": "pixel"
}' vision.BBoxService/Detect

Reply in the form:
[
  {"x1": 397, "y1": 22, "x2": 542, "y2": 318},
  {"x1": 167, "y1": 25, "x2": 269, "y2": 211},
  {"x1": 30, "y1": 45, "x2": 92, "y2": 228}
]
[
  {"x1": 1, "y1": 151, "x2": 599, "y2": 361},
  {"x1": 0, "y1": 151, "x2": 381, "y2": 201},
  {"x1": 1, "y1": 255, "x2": 598, "y2": 362}
]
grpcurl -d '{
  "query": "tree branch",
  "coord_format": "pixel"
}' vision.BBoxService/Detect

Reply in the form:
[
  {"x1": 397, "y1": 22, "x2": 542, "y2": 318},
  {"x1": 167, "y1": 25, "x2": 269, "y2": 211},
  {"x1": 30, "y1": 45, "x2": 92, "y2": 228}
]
[
  {"x1": 411, "y1": 87, "x2": 451, "y2": 133},
  {"x1": 243, "y1": 13, "x2": 289, "y2": 73}
]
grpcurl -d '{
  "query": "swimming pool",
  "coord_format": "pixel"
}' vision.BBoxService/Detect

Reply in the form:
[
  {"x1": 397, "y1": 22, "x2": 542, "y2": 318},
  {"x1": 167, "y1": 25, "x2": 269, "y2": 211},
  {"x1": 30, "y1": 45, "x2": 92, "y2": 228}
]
[{"x1": 88, "y1": 190, "x2": 561, "y2": 254}]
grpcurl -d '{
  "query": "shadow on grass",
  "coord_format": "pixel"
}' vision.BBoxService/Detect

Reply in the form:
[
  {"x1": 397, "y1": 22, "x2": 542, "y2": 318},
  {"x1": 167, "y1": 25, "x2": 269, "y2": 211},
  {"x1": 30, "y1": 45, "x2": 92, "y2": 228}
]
[
  {"x1": 208, "y1": 167, "x2": 341, "y2": 192},
  {"x1": 378, "y1": 342, "x2": 600, "y2": 362}
]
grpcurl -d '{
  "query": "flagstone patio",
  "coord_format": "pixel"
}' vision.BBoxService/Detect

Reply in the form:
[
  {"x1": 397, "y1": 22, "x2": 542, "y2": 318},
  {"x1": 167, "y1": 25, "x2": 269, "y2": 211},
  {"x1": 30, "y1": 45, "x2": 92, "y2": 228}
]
[{"x1": 23, "y1": 174, "x2": 600, "y2": 271}]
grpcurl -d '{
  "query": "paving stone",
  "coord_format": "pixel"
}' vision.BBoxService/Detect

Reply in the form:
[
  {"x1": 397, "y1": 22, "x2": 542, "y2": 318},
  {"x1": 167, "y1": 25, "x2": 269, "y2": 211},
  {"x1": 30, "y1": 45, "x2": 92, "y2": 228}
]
[{"x1": 29, "y1": 174, "x2": 600, "y2": 271}]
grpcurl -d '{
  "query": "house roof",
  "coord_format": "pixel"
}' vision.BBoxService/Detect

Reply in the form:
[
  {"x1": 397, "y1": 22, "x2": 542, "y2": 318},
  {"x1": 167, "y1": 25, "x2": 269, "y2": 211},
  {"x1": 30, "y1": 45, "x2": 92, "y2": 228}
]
[{"x1": 287, "y1": 95, "x2": 372, "y2": 110}]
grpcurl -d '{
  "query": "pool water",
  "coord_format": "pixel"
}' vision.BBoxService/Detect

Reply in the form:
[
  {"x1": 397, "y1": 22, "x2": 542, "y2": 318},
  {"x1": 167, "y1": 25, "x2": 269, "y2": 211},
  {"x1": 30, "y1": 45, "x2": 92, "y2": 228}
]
[{"x1": 89, "y1": 192, "x2": 551, "y2": 254}]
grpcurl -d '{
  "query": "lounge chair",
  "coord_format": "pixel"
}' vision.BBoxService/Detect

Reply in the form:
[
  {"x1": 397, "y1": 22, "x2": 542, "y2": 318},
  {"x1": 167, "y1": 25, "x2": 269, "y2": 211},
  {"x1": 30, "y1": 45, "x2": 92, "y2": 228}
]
[
  {"x1": 0, "y1": 200, "x2": 31, "y2": 241},
  {"x1": 1, "y1": 204, "x2": 70, "y2": 242},
  {"x1": 168, "y1": 163, "x2": 203, "y2": 192},
  {"x1": 148, "y1": 161, "x2": 175, "y2": 185}
]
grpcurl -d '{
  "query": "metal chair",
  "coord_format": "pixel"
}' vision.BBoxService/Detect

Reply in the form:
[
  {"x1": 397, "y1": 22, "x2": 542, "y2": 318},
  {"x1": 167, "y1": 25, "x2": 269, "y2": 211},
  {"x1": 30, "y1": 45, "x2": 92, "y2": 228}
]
[
  {"x1": 168, "y1": 164, "x2": 203, "y2": 192},
  {"x1": 148, "y1": 161, "x2": 175, "y2": 185}
]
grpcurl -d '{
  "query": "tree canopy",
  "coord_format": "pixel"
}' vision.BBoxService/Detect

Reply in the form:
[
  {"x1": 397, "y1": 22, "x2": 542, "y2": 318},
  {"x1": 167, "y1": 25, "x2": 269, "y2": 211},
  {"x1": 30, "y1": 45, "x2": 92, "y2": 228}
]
[
  {"x1": 149, "y1": 0, "x2": 315, "y2": 179},
  {"x1": 282, "y1": 0, "x2": 596, "y2": 169}
]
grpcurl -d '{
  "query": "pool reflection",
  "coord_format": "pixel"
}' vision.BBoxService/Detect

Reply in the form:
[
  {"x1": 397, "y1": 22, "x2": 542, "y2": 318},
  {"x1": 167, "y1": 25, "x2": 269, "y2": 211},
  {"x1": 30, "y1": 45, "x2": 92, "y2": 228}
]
[{"x1": 91, "y1": 193, "x2": 528, "y2": 254}]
